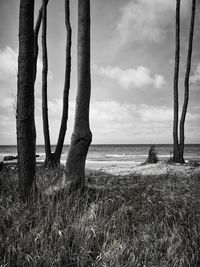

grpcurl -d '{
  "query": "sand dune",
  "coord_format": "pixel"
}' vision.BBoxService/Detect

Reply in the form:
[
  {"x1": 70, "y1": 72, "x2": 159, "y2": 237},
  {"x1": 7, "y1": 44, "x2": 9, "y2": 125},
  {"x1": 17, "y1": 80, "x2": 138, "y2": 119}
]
[{"x1": 86, "y1": 161, "x2": 200, "y2": 177}]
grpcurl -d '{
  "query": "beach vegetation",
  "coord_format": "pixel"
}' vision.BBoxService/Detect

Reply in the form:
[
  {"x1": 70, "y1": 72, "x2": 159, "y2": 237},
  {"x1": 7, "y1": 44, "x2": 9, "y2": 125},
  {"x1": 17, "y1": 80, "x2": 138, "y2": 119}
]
[
  {"x1": 0, "y1": 165, "x2": 200, "y2": 266},
  {"x1": 144, "y1": 145, "x2": 158, "y2": 164}
]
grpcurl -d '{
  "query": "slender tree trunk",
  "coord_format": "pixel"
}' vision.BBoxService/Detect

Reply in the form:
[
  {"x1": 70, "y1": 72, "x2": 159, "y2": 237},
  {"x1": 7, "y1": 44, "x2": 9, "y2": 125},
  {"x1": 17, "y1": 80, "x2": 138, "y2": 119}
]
[
  {"x1": 65, "y1": 0, "x2": 92, "y2": 192},
  {"x1": 17, "y1": 0, "x2": 36, "y2": 200},
  {"x1": 173, "y1": 0, "x2": 181, "y2": 163},
  {"x1": 179, "y1": 0, "x2": 196, "y2": 163},
  {"x1": 53, "y1": 0, "x2": 72, "y2": 165},
  {"x1": 34, "y1": 7, "x2": 42, "y2": 83},
  {"x1": 42, "y1": 0, "x2": 52, "y2": 166}
]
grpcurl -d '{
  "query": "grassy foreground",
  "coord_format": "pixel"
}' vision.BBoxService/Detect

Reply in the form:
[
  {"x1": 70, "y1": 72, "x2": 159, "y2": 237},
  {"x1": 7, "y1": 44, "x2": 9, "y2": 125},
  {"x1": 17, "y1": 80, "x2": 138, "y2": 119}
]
[{"x1": 0, "y1": 165, "x2": 200, "y2": 266}]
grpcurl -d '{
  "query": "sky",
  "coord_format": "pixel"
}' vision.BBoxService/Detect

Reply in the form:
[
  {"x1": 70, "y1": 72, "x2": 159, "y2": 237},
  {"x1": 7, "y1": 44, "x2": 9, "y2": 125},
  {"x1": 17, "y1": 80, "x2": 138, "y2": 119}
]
[{"x1": 0, "y1": 0, "x2": 200, "y2": 145}]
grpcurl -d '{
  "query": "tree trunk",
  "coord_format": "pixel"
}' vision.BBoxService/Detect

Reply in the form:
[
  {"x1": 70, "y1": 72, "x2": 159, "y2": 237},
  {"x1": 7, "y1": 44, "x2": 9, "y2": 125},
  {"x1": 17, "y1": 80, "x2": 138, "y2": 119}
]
[
  {"x1": 179, "y1": 0, "x2": 196, "y2": 163},
  {"x1": 172, "y1": 0, "x2": 181, "y2": 163},
  {"x1": 65, "y1": 0, "x2": 92, "y2": 192},
  {"x1": 17, "y1": 0, "x2": 36, "y2": 201},
  {"x1": 53, "y1": 0, "x2": 72, "y2": 166},
  {"x1": 34, "y1": 7, "x2": 42, "y2": 83},
  {"x1": 42, "y1": 0, "x2": 52, "y2": 166}
]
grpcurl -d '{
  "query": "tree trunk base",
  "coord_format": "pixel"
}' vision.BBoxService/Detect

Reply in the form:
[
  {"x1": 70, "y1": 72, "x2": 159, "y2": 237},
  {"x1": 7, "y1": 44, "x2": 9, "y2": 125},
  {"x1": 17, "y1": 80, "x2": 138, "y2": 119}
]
[
  {"x1": 172, "y1": 156, "x2": 185, "y2": 164},
  {"x1": 43, "y1": 153, "x2": 61, "y2": 169},
  {"x1": 65, "y1": 132, "x2": 92, "y2": 191},
  {"x1": 18, "y1": 181, "x2": 38, "y2": 203},
  {"x1": 172, "y1": 146, "x2": 185, "y2": 164}
]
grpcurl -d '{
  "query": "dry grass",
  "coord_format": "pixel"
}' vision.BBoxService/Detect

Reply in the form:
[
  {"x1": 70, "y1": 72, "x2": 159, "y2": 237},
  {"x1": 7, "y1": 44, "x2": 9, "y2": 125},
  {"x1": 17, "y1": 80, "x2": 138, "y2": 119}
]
[{"x1": 0, "y1": 164, "x2": 200, "y2": 266}]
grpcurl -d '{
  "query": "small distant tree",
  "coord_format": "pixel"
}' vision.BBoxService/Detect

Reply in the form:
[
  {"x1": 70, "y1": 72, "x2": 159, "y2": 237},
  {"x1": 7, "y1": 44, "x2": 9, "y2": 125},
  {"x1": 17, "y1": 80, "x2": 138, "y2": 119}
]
[{"x1": 17, "y1": 0, "x2": 36, "y2": 200}]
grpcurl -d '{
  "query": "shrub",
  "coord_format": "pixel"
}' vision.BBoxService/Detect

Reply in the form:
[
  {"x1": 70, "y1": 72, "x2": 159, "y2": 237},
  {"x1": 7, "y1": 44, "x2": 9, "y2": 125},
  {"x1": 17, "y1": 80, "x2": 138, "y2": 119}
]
[{"x1": 145, "y1": 145, "x2": 158, "y2": 164}]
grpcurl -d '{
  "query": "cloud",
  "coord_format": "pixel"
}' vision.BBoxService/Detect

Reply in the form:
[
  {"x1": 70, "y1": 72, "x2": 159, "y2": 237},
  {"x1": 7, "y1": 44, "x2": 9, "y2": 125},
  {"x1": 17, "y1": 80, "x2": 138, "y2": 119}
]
[
  {"x1": 117, "y1": 0, "x2": 190, "y2": 44},
  {"x1": 1, "y1": 97, "x2": 14, "y2": 109},
  {"x1": 0, "y1": 96, "x2": 199, "y2": 144},
  {"x1": 138, "y1": 105, "x2": 172, "y2": 122},
  {"x1": 90, "y1": 101, "x2": 200, "y2": 143},
  {"x1": 0, "y1": 46, "x2": 52, "y2": 84},
  {"x1": 0, "y1": 46, "x2": 17, "y2": 80},
  {"x1": 93, "y1": 64, "x2": 165, "y2": 89},
  {"x1": 191, "y1": 63, "x2": 200, "y2": 85},
  {"x1": 89, "y1": 101, "x2": 199, "y2": 143}
]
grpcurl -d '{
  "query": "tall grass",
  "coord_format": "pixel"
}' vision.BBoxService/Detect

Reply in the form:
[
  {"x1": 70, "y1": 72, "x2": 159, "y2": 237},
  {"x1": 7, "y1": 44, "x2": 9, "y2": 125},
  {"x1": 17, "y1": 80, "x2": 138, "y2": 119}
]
[{"x1": 0, "y1": 165, "x2": 200, "y2": 266}]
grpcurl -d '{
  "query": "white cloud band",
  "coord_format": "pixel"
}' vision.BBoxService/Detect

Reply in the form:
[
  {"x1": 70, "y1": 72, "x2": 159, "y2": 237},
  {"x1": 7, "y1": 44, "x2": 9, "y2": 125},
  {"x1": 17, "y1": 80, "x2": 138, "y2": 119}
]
[{"x1": 93, "y1": 64, "x2": 165, "y2": 89}]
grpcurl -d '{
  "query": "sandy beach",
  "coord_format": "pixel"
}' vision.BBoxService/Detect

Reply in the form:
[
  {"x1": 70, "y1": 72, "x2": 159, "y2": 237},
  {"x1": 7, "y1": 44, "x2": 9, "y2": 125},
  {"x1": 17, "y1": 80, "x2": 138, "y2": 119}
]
[{"x1": 86, "y1": 160, "x2": 200, "y2": 177}]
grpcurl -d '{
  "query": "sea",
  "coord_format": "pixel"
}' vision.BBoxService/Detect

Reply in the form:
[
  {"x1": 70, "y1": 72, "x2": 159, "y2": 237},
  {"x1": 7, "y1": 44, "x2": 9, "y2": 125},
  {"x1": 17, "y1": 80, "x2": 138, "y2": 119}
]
[{"x1": 0, "y1": 144, "x2": 200, "y2": 167}]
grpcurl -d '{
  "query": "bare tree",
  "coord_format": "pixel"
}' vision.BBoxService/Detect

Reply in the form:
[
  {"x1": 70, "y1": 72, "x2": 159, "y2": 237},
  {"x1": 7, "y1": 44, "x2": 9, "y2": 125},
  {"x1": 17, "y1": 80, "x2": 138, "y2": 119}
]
[
  {"x1": 17, "y1": 0, "x2": 36, "y2": 200},
  {"x1": 65, "y1": 0, "x2": 92, "y2": 192},
  {"x1": 179, "y1": 0, "x2": 196, "y2": 163},
  {"x1": 34, "y1": 7, "x2": 42, "y2": 83},
  {"x1": 172, "y1": 0, "x2": 181, "y2": 163},
  {"x1": 53, "y1": 0, "x2": 72, "y2": 166},
  {"x1": 40, "y1": 0, "x2": 72, "y2": 167},
  {"x1": 41, "y1": 0, "x2": 52, "y2": 167}
]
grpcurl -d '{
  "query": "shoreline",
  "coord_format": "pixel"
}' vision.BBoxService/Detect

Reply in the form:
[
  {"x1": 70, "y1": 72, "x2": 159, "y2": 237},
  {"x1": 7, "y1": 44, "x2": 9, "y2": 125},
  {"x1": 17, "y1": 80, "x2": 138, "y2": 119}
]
[{"x1": 2, "y1": 160, "x2": 200, "y2": 179}]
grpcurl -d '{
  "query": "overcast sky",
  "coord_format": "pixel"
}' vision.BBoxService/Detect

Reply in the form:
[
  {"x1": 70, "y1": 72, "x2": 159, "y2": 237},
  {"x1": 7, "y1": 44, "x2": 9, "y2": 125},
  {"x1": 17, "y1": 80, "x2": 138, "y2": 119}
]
[{"x1": 0, "y1": 0, "x2": 199, "y2": 145}]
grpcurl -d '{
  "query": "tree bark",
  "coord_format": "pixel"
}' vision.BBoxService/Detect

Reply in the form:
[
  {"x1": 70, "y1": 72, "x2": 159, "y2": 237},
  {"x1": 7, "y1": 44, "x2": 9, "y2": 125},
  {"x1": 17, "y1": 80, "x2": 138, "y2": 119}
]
[
  {"x1": 65, "y1": 0, "x2": 92, "y2": 192},
  {"x1": 173, "y1": 0, "x2": 181, "y2": 163},
  {"x1": 17, "y1": 0, "x2": 36, "y2": 200},
  {"x1": 179, "y1": 0, "x2": 196, "y2": 163},
  {"x1": 53, "y1": 0, "x2": 72, "y2": 165},
  {"x1": 41, "y1": 0, "x2": 52, "y2": 166},
  {"x1": 34, "y1": 7, "x2": 42, "y2": 83}
]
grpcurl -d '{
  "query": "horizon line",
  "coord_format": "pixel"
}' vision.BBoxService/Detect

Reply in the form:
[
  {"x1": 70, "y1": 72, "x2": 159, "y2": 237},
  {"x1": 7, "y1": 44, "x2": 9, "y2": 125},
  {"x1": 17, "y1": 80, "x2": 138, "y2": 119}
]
[{"x1": 0, "y1": 143, "x2": 200, "y2": 146}]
